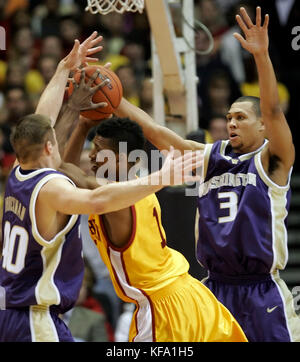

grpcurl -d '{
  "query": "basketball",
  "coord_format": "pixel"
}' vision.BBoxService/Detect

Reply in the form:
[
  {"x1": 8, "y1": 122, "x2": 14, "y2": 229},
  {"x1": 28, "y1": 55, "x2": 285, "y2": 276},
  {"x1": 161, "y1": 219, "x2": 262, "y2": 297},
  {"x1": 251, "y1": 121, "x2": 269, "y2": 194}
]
[{"x1": 67, "y1": 65, "x2": 123, "y2": 120}]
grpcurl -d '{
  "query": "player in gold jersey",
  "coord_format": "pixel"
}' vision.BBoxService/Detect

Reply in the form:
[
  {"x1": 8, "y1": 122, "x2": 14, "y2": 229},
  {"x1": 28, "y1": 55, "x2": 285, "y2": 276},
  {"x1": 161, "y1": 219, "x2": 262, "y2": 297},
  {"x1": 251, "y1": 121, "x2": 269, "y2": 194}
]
[{"x1": 63, "y1": 116, "x2": 247, "y2": 342}]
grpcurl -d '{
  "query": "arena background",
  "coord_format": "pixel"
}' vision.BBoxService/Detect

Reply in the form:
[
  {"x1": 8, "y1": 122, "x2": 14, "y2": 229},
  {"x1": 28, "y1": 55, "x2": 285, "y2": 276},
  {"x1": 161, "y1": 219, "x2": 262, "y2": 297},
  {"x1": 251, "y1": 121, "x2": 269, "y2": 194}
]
[{"x1": 0, "y1": 0, "x2": 299, "y2": 339}]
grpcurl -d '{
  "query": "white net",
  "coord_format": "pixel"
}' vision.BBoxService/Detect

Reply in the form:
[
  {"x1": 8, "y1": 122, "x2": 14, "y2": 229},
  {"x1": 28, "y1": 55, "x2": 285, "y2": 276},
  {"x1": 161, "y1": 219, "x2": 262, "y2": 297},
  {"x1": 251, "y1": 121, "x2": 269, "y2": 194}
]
[{"x1": 85, "y1": 0, "x2": 144, "y2": 15}]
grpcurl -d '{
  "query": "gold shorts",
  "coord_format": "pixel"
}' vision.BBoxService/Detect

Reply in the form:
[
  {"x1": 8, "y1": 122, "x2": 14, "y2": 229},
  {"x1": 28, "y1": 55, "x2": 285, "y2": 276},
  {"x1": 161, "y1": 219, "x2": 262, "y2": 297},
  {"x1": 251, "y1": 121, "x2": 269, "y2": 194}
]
[{"x1": 129, "y1": 273, "x2": 247, "y2": 342}]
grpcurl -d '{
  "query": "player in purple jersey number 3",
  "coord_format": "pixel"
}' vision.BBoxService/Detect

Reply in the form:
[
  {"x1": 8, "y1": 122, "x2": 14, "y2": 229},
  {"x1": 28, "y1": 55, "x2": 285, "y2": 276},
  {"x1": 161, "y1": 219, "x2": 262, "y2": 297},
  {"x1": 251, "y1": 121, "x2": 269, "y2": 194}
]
[{"x1": 114, "y1": 7, "x2": 300, "y2": 341}]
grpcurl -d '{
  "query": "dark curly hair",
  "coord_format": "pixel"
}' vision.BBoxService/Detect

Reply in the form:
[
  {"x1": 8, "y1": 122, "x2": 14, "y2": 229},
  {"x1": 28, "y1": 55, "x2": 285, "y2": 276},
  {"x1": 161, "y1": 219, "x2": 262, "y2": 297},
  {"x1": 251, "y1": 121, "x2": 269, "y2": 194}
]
[{"x1": 95, "y1": 116, "x2": 146, "y2": 155}]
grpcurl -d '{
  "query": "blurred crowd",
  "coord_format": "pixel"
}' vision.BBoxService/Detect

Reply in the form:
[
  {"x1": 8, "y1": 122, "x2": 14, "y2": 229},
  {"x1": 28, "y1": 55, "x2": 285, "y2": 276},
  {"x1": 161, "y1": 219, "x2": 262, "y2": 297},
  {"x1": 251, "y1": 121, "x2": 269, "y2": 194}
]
[{"x1": 0, "y1": 0, "x2": 299, "y2": 341}]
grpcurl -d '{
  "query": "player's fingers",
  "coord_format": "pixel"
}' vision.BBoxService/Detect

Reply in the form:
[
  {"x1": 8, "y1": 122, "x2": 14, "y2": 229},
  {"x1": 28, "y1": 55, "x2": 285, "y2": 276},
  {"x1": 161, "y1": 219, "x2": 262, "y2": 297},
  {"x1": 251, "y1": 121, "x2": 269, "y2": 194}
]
[
  {"x1": 79, "y1": 69, "x2": 85, "y2": 85},
  {"x1": 181, "y1": 156, "x2": 197, "y2": 172},
  {"x1": 65, "y1": 39, "x2": 80, "y2": 62},
  {"x1": 71, "y1": 39, "x2": 80, "y2": 54},
  {"x1": 82, "y1": 34, "x2": 102, "y2": 49},
  {"x1": 90, "y1": 101, "x2": 108, "y2": 109},
  {"x1": 80, "y1": 101, "x2": 108, "y2": 111},
  {"x1": 263, "y1": 14, "x2": 269, "y2": 29},
  {"x1": 86, "y1": 70, "x2": 100, "y2": 87},
  {"x1": 233, "y1": 32, "x2": 247, "y2": 48},
  {"x1": 79, "y1": 62, "x2": 89, "y2": 70},
  {"x1": 167, "y1": 146, "x2": 175, "y2": 160},
  {"x1": 103, "y1": 62, "x2": 112, "y2": 69},
  {"x1": 80, "y1": 31, "x2": 98, "y2": 47},
  {"x1": 84, "y1": 56, "x2": 100, "y2": 63},
  {"x1": 256, "y1": 6, "x2": 261, "y2": 27},
  {"x1": 87, "y1": 46, "x2": 103, "y2": 55},
  {"x1": 181, "y1": 152, "x2": 203, "y2": 170},
  {"x1": 240, "y1": 7, "x2": 253, "y2": 28},
  {"x1": 91, "y1": 78, "x2": 110, "y2": 93},
  {"x1": 89, "y1": 35, "x2": 103, "y2": 47},
  {"x1": 69, "y1": 78, "x2": 77, "y2": 88},
  {"x1": 188, "y1": 158, "x2": 203, "y2": 171},
  {"x1": 235, "y1": 15, "x2": 248, "y2": 34},
  {"x1": 67, "y1": 77, "x2": 75, "y2": 86}
]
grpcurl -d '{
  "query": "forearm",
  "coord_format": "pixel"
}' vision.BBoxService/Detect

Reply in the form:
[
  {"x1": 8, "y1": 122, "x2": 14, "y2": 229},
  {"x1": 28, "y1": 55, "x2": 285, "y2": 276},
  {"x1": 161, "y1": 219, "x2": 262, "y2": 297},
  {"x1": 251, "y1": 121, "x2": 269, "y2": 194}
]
[
  {"x1": 63, "y1": 122, "x2": 90, "y2": 165},
  {"x1": 91, "y1": 172, "x2": 163, "y2": 214},
  {"x1": 254, "y1": 51, "x2": 281, "y2": 115},
  {"x1": 55, "y1": 104, "x2": 80, "y2": 156},
  {"x1": 115, "y1": 98, "x2": 199, "y2": 152},
  {"x1": 35, "y1": 61, "x2": 70, "y2": 126}
]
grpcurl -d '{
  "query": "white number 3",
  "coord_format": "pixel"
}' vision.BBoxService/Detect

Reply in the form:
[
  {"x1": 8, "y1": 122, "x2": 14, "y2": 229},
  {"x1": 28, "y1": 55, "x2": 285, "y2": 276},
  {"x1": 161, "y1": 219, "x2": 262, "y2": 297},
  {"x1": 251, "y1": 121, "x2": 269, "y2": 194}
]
[{"x1": 218, "y1": 192, "x2": 238, "y2": 223}]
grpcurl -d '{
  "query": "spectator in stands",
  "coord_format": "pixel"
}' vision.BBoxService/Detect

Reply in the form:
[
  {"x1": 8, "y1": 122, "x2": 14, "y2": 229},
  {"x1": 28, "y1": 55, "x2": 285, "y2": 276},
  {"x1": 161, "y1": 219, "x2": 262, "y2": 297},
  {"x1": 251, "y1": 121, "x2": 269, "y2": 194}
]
[
  {"x1": 140, "y1": 76, "x2": 153, "y2": 117},
  {"x1": 115, "y1": 64, "x2": 141, "y2": 107},
  {"x1": 40, "y1": 35, "x2": 63, "y2": 60},
  {"x1": 207, "y1": 115, "x2": 228, "y2": 142},
  {"x1": 61, "y1": 262, "x2": 113, "y2": 342},
  {"x1": 8, "y1": 26, "x2": 39, "y2": 71},
  {"x1": 199, "y1": 69, "x2": 240, "y2": 129},
  {"x1": 241, "y1": 56, "x2": 290, "y2": 115},
  {"x1": 0, "y1": 86, "x2": 32, "y2": 172},
  {"x1": 195, "y1": 28, "x2": 241, "y2": 129},
  {"x1": 219, "y1": 1, "x2": 255, "y2": 84},
  {"x1": 114, "y1": 302, "x2": 135, "y2": 342}
]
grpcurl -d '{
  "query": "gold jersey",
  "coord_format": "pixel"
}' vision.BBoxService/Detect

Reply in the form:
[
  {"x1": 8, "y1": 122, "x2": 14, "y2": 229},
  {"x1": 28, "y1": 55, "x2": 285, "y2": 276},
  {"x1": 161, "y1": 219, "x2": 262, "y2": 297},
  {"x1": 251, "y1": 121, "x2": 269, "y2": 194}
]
[
  {"x1": 88, "y1": 193, "x2": 247, "y2": 342},
  {"x1": 88, "y1": 192, "x2": 189, "y2": 301}
]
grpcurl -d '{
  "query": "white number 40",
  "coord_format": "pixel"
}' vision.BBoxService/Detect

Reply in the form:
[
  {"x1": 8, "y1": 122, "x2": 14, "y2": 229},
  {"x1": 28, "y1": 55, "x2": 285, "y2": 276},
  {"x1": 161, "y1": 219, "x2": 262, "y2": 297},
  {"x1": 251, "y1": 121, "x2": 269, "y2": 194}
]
[
  {"x1": 2, "y1": 221, "x2": 29, "y2": 274},
  {"x1": 218, "y1": 192, "x2": 238, "y2": 223}
]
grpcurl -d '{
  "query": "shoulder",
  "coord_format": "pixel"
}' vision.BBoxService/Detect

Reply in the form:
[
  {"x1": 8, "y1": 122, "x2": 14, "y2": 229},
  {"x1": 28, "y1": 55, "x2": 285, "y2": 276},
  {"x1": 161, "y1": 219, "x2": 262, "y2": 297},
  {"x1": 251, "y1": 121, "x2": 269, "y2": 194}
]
[{"x1": 37, "y1": 175, "x2": 76, "y2": 198}]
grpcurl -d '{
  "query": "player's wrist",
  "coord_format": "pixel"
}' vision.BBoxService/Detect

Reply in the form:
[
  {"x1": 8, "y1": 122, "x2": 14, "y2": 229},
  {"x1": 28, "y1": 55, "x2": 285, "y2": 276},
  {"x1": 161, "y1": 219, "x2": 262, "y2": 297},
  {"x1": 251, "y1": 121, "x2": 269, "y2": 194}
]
[
  {"x1": 253, "y1": 49, "x2": 269, "y2": 60},
  {"x1": 57, "y1": 59, "x2": 72, "y2": 73},
  {"x1": 66, "y1": 101, "x2": 81, "y2": 112},
  {"x1": 78, "y1": 119, "x2": 93, "y2": 133}
]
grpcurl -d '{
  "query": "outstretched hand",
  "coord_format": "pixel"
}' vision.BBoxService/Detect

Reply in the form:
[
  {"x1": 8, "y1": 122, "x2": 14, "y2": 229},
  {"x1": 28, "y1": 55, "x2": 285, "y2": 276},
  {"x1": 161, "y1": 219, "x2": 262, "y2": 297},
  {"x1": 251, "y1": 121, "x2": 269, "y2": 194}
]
[
  {"x1": 159, "y1": 146, "x2": 203, "y2": 186},
  {"x1": 67, "y1": 69, "x2": 109, "y2": 111},
  {"x1": 62, "y1": 31, "x2": 104, "y2": 71},
  {"x1": 234, "y1": 7, "x2": 269, "y2": 56}
]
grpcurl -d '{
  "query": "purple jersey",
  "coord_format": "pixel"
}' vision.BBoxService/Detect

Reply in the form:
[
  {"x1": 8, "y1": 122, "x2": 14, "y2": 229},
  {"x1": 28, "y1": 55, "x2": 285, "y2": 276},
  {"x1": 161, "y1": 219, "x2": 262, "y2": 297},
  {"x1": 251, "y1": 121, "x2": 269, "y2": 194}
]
[
  {"x1": 196, "y1": 140, "x2": 292, "y2": 276},
  {"x1": 0, "y1": 166, "x2": 84, "y2": 314}
]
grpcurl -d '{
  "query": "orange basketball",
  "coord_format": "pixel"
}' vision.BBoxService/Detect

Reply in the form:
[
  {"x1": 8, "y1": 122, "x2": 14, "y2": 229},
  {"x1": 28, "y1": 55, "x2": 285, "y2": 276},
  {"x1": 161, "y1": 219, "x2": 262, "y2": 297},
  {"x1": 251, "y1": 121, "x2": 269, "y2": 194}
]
[{"x1": 67, "y1": 65, "x2": 123, "y2": 120}]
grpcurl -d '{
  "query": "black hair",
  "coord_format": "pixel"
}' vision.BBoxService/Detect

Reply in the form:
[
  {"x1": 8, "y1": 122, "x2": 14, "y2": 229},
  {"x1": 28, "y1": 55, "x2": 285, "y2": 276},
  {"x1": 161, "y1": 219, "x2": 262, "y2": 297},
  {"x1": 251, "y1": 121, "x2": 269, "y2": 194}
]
[
  {"x1": 233, "y1": 96, "x2": 261, "y2": 117},
  {"x1": 95, "y1": 117, "x2": 145, "y2": 154}
]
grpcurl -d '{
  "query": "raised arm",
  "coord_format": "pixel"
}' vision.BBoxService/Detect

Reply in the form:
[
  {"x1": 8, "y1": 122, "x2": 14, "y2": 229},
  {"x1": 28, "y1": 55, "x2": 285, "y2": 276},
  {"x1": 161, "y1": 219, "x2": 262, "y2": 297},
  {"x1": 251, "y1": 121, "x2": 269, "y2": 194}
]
[
  {"x1": 35, "y1": 31, "x2": 104, "y2": 126},
  {"x1": 234, "y1": 7, "x2": 295, "y2": 176},
  {"x1": 59, "y1": 114, "x2": 103, "y2": 190},
  {"x1": 55, "y1": 69, "x2": 109, "y2": 156},
  {"x1": 63, "y1": 114, "x2": 103, "y2": 166},
  {"x1": 115, "y1": 98, "x2": 205, "y2": 153}
]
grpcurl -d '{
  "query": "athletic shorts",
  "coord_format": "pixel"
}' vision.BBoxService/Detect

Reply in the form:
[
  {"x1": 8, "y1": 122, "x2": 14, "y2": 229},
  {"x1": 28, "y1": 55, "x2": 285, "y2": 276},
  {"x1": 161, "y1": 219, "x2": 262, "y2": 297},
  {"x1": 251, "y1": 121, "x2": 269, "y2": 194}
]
[
  {"x1": 0, "y1": 305, "x2": 74, "y2": 342},
  {"x1": 203, "y1": 270, "x2": 300, "y2": 342},
  {"x1": 128, "y1": 273, "x2": 247, "y2": 342}
]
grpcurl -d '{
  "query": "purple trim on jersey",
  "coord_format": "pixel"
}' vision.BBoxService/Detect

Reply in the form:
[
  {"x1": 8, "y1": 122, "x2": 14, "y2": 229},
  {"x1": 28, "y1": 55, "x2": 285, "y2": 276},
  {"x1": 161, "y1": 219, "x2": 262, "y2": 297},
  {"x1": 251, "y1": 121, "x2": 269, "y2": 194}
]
[
  {"x1": 196, "y1": 140, "x2": 291, "y2": 276},
  {"x1": 0, "y1": 167, "x2": 84, "y2": 313}
]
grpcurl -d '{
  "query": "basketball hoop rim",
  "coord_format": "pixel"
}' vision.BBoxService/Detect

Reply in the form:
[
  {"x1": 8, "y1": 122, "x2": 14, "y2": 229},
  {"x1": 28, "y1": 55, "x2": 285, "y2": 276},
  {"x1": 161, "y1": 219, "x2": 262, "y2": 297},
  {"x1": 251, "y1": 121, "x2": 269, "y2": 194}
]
[{"x1": 85, "y1": 0, "x2": 145, "y2": 15}]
